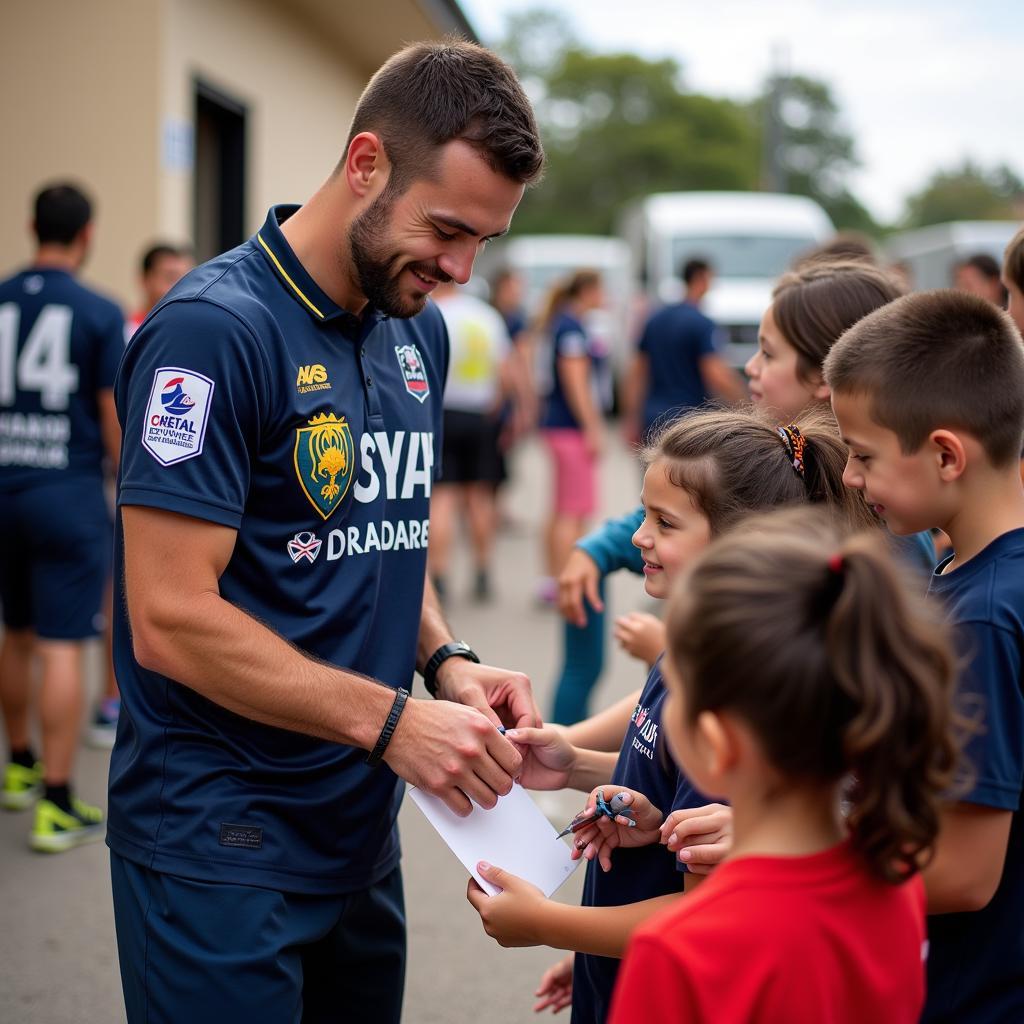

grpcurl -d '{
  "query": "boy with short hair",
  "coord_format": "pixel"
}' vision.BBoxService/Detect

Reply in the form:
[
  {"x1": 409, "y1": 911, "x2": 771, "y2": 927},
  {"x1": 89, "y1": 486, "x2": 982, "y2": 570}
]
[{"x1": 824, "y1": 289, "x2": 1024, "y2": 1023}]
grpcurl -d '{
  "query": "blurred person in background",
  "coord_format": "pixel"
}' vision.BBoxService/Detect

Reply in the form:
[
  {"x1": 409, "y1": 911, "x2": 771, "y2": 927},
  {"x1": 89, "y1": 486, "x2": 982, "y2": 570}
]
[
  {"x1": 1003, "y1": 224, "x2": 1024, "y2": 335},
  {"x1": 429, "y1": 279, "x2": 516, "y2": 602},
  {"x1": 954, "y1": 252, "x2": 1007, "y2": 307},
  {"x1": 537, "y1": 270, "x2": 607, "y2": 608},
  {"x1": 125, "y1": 242, "x2": 193, "y2": 339},
  {"x1": 621, "y1": 258, "x2": 746, "y2": 448},
  {"x1": 0, "y1": 182, "x2": 123, "y2": 851}
]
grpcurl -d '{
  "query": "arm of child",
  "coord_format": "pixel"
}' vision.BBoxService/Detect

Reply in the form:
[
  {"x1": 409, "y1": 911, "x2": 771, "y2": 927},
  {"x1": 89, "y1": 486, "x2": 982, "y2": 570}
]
[
  {"x1": 467, "y1": 865, "x2": 680, "y2": 957},
  {"x1": 923, "y1": 802, "x2": 1013, "y2": 913},
  {"x1": 563, "y1": 688, "x2": 643, "y2": 752},
  {"x1": 613, "y1": 612, "x2": 666, "y2": 669},
  {"x1": 506, "y1": 725, "x2": 619, "y2": 792},
  {"x1": 534, "y1": 953, "x2": 574, "y2": 1015}
]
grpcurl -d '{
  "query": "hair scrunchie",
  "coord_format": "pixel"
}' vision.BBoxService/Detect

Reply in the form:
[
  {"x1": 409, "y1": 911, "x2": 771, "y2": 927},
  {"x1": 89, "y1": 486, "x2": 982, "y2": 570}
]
[{"x1": 776, "y1": 423, "x2": 807, "y2": 479}]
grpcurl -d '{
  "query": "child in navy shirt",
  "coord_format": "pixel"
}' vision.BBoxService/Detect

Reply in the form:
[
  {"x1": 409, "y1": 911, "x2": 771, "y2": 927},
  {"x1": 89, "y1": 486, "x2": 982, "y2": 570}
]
[
  {"x1": 826, "y1": 289, "x2": 1024, "y2": 1022},
  {"x1": 467, "y1": 404, "x2": 873, "y2": 1022},
  {"x1": 610, "y1": 508, "x2": 958, "y2": 1024}
]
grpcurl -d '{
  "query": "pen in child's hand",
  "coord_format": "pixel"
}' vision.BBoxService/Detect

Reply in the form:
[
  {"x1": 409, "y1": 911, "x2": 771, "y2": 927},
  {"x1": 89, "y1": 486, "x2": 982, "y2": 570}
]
[{"x1": 556, "y1": 791, "x2": 635, "y2": 839}]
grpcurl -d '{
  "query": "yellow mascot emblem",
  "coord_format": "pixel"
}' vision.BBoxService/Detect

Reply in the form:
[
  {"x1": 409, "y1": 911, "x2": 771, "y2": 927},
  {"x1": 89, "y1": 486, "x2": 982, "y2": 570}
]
[{"x1": 293, "y1": 412, "x2": 355, "y2": 520}]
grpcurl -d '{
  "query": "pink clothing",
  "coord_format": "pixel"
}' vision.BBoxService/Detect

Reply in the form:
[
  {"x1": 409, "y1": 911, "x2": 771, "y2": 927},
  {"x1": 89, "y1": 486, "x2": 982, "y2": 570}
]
[{"x1": 543, "y1": 428, "x2": 597, "y2": 518}]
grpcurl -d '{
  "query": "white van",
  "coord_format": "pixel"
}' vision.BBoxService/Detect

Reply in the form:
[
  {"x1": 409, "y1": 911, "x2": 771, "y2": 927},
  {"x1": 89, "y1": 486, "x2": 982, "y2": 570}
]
[
  {"x1": 619, "y1": 191, "x2": 834, "y2": 365},
  {"x1": 885, "y1": 221, "x2": 1018, "y2": 291}
]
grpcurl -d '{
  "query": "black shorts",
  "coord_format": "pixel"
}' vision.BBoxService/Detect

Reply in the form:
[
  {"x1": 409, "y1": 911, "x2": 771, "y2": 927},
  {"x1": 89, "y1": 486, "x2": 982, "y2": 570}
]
[{"x1": 439, "y1": 409, "x2": 503, "y2": 484}]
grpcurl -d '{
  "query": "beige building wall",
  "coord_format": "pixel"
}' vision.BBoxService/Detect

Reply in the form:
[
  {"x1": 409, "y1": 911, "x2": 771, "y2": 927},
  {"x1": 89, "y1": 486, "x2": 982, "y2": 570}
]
[{"x1": 0, "y1": 0, "x2": 162, "y2": 307}]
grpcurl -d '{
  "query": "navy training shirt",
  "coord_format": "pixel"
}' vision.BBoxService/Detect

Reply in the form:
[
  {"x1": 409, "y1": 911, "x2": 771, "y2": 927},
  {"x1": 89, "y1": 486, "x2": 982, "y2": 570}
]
[
  {"x1": 0, "y1": 267, "x2": 124, "y2": 488},
  {"x1": 637, "y1": 300, "x2": 717, "y2": 437},
  {"x1": 108, "y1": 206, "x2": 447, "y2": 895},
  {"x1": 925, "y1": 529, "x2": 1024, "y2": 1022},
  {"x1": 541, "y1": 310, "x2": 602, "y2": 430},
  {"x1": 572, "y1": 659, "x2": 711, "y2": 1024}
]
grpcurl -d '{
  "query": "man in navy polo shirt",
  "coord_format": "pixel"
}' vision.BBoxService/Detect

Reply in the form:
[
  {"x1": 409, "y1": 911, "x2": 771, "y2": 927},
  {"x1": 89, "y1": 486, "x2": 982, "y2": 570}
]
[
  {"x1": 110, "y1": 40, "x2": 544, "y2": 1023},
  {"x1": 0, "y1": 182, "x2": 122, "y2": 850}
]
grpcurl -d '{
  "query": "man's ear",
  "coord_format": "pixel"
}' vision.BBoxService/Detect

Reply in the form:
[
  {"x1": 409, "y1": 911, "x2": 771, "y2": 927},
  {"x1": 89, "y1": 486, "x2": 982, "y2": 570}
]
[
  {"x1": 929, "y1": 429, "x2": 967, "y2": 481},
  {"x1": 344, "y1": 132, "x2": 388, "y2": 199}
]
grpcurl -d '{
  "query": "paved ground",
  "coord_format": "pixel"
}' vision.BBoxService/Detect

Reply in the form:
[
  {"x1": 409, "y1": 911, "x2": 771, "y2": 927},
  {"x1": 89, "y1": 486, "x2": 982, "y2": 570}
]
[{"x1": 0, "y1": 436, "x2": 650, "y2": 1023}]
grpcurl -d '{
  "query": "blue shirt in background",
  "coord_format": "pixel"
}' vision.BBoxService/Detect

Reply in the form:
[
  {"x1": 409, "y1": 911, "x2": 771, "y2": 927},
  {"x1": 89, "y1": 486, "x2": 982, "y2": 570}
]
[
  {"x1": 108, "y1": 205, "x2": 447, "y2": 896},
  {"x1": 925, "y1": 529, "x2": 1024, "y2": 1023},
  {"x1": 637, "y1": 300, "x2": 717, "y2": 438},
  {"x1": 0, "y1": 267, "x2": 123, "y2": 489},
  {"x1": 541, "y1": 310, "x2": 602, "y2": 431}
]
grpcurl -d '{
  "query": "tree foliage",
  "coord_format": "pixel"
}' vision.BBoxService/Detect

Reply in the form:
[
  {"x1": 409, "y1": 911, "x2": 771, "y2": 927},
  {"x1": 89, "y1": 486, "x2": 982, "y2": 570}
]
[{"x1": 902, "y1": 160, "x2": 1024, "y2": 228}]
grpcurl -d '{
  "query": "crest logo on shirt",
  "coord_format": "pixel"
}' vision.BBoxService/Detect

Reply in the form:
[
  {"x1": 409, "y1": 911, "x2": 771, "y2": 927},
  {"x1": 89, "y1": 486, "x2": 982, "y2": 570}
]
[
  {"x1": 286, "y1": 531, "x2": 322, "y2": 564},
  {"x1": 394, "y1": 344, "x2": 430, "y2": 403},
  {"x1": 142, "y1": 367, "x2": 214, "y2": 466},
  {"x1": 293, "y1": 412, "x2": 355, "y2": 520}
]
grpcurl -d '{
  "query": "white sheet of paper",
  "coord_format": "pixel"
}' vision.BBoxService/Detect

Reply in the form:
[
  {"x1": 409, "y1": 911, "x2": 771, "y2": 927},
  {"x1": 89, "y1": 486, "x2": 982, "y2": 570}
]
[{"x1": 407, "y1": 784, "x2": 580, "y2": 897}]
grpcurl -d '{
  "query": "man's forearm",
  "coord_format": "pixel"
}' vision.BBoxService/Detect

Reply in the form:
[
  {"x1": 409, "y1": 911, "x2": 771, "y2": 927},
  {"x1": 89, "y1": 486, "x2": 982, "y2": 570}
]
[
  {"x1": 417, "y1": 576, "x2": 455, "y2": 675},
  {"x1": 135, "y1": 589, "x2": 394, "y2": 751}
]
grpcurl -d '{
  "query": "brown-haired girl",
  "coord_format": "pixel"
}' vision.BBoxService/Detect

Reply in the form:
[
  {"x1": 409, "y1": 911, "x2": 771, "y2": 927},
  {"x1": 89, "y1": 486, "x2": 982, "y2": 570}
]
[
  {"x1": 466, "y1": 407, "x2": 871, "y2": 1023},
  {"x1": 1002, "y1": 223, "x2": 1024, "y2": 336},
  {"x1": 608, "y1": 508, "x2": 959, "y2": 1024}
]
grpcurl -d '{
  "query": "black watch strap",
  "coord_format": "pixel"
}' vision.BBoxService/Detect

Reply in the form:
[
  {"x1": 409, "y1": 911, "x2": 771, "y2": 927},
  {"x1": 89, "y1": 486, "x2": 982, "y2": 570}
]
[
  {"x1": 422, "y1": 641, "x2": 480, "y2": 697},
  {"x1": 365, "y1": 687, "x2": 409, "y2": 767}
]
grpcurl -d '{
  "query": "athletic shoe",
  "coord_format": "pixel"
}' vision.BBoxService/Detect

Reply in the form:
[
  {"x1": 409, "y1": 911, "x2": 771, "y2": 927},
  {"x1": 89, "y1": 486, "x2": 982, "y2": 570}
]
[
  {"x1": 2, "y1": 761, "x2": 43, "y2": 811},
  {"x1": 30, "y1": 796, "x2": 105, "y2": 853},
  {"x1": 87, "y1": 696, "x2": 120, "y2": 749},
  {"x1": 473, "y1": 568, "x2": 493, "y2": 603}
]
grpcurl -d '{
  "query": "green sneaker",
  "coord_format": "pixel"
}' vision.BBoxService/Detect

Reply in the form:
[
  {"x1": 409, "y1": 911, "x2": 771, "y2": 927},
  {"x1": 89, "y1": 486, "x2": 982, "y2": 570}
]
[
  {"x1": 30, "y1": 796, "x2": 104, "y2": 853},
  {"x1": 2, "y1": 761, "x2": 43, "y2": 811}
]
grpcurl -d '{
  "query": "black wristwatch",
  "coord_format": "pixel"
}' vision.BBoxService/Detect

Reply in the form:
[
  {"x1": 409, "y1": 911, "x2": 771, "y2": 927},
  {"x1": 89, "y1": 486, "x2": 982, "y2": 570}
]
[{"x1": 422, "y1": 641, "x2": 480, "y2": 697}]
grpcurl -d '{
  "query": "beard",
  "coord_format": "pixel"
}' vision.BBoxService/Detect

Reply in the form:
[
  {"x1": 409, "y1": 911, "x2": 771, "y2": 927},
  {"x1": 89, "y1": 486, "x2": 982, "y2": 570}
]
[{"x1": 347, "y1": 190, "x2": 450, "y2": 319}]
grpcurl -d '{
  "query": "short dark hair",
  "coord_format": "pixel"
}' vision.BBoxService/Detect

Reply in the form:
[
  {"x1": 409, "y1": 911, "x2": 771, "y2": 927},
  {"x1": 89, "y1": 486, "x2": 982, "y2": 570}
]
[
  {"x1": 345, "y1": 39, "x2": 544, "y2": 194},
  {"x1": 1005, "y1": 225, "x2": 1024, "y2": 293},
  {"x1": 957, "y1": 252, "x2": 1002, "y2": 281},
  {"x1": 33, "y1": 183, "x2": 91, "y2": 245},
  {"x1": 141, "y1": 242, "x2": 191, "y2": 276},
  {"x1": 824, "y1": 290, "x2": 1024, "y2": 466},
  {"x1": 795, "y1": 232, "x2": 877, "y2": 268},
  {"x1": 682, "y1": 259, "x2": 711, "y2": 285}
]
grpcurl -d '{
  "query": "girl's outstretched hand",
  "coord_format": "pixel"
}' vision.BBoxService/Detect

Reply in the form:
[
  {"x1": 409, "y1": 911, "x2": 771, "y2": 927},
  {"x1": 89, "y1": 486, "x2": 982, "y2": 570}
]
[
  {"x1": 613, "y1": 612, "x2": 667, "y2": 667},
  {"x1": 534, "y1": 953, "x2": 574, "y2": 1014},
  {"x1": 661, "y1": 803, "x2": 733, "y2": 875},
  {"x1": 504, "y1": 725, "x2": 578, "y2": 791},
  {"x1": 467, "y1": 862, "x2": 548, "y2": 947},
  {"x1": 570, "y1": 787, "x2": 664, "y2": 872}
]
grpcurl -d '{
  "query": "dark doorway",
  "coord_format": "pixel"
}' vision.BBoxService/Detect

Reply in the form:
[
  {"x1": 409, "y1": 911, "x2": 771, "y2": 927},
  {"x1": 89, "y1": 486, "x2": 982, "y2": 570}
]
[{"x1": 194, "y1": 79, "x2": 247, "y2": 262}]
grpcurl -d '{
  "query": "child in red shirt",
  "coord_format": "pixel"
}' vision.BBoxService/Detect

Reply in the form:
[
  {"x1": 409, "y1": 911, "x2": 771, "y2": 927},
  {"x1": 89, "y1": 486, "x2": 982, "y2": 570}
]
[{"x1": 609, "y1": 508, "x2": 960, "y2": 1024}]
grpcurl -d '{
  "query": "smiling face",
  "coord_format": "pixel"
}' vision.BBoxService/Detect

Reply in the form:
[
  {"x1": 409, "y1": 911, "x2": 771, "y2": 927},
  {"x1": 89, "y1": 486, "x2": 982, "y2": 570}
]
[
  {"x1": 347, "y1": 140, "x2": 524, "y2": 319},
  {"x1": 831, "y1": 390, "x2": 942, "y2": 535},
  {"x1": 631, "y1": 460, "x2": 713, "y2": 599},
  {"x1": 745, "y1": 304, "x2": 828, "y2": 423}
]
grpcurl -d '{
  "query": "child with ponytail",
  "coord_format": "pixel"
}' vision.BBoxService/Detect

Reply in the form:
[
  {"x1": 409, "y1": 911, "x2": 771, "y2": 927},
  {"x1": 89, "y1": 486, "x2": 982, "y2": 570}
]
[
  {"x1": 467, "y1": 406, "x2": 873, "y2": 1022},
  {"x1": 609, "y1": 507, "x2": 960, "y2": 1024}
]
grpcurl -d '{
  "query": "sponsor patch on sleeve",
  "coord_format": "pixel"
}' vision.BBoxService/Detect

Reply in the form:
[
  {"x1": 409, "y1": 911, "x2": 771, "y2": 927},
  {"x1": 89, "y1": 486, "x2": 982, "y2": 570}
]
[{"x1": 141, "y1": 367, "x2": 215, "y2": 465}]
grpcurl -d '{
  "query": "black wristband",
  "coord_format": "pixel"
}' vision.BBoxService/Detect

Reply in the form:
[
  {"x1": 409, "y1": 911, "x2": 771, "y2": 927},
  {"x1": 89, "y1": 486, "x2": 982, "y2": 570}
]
[
  {"x1": 365, "y1": 687, "x2": 409, "y2": 767},
  {"x1": 422, "y1": 641, "x2": 480, "y2": 698}
]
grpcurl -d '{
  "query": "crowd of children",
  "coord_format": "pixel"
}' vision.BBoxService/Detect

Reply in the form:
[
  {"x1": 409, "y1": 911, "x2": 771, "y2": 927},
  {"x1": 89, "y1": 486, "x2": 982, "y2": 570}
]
[{"x1": 467, "y1": 225, "x2": 1024, "y2": 1023}]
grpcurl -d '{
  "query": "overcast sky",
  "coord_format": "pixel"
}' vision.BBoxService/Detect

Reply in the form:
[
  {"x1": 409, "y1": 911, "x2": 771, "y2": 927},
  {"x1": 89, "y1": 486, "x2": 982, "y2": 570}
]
[{"x1": 461, "y1": 0, "x2": 1024, "y2": 224}]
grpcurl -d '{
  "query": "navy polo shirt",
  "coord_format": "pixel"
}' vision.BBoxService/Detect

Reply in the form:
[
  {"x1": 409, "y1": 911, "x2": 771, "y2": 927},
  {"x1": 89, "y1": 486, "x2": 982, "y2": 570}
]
[
  {"x1": 541, "y1": 311, "x2": 601, "y2": 430},
  {"x1": 0, "y1": 267, "x2": 123, "y2": 488},
  {"x1": 572, "y1": 659, "x2": 710, "y2": 1023},
  {"x1": 924, "y1": 529, "x2": 1024, "y2": 1022},
  {"x1": 637, "y1": 300, "x2": 717, "y2": 436},
  {"x1": 107, "y1": 205, "x2": 447, "y2": 895}
]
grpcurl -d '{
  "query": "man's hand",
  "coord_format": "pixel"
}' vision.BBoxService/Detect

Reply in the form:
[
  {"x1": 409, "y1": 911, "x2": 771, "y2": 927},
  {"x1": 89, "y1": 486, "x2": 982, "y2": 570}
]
[
  {"x1": 571, "y1": 788, "x2": 664, "y2": 872},
  {"x1": 661, "y1": 803, "x2": 733, "y2": 876},
  {"x1": 467, "y1": 862, "x2": 549, "y2": 947},
  {"x1": 557, "y1": 548, "x2": 604, "y2": 628},
  {"x1": 534, "y1": 953, "x2": 574, "y2": 1015},
  {"x1": 434, "y1": 658, "x2": 540, "y2": 731},
  {"x1": 383, "y1": 697, "x2": 522, "y2": 816},
  {"x1": 503, "y1": 725, "x2": 579, "y2": 791}
]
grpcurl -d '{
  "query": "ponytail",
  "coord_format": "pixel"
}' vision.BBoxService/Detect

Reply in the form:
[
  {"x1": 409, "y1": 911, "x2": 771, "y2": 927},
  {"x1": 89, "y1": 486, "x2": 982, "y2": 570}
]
[
  {"x1": 534, "y1": 268, "x2": 602, "y2": 332},
  {"x1": 666, "y1": 507, "x2": 960, "y2": 883}
]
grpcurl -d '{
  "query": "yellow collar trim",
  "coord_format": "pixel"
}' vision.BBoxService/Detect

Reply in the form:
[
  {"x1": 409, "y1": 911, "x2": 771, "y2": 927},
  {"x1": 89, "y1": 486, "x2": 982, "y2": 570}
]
[{"x1": 257, "y1": 233, "x2": 324, "y2": 319}]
